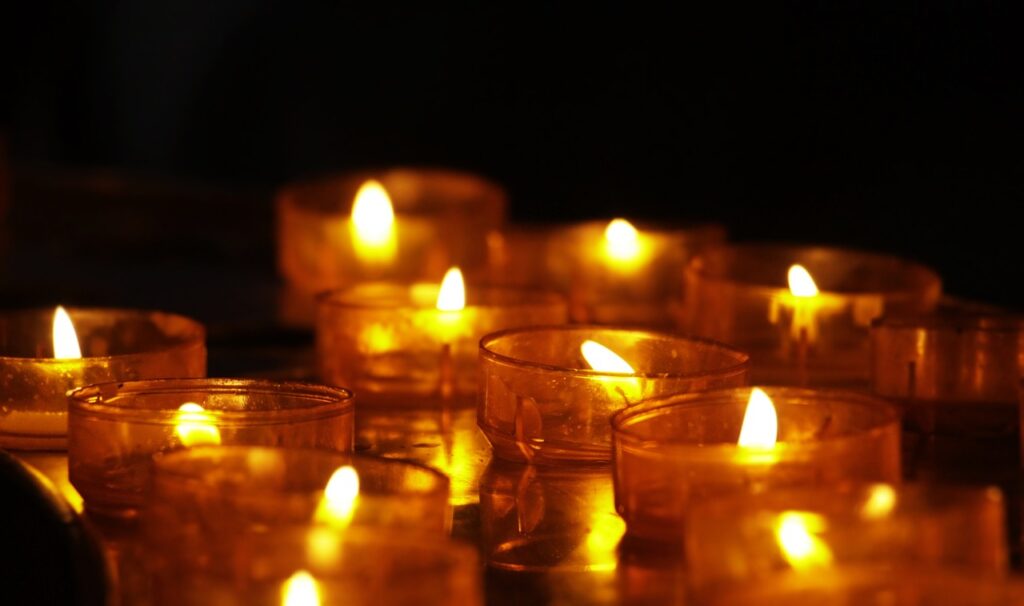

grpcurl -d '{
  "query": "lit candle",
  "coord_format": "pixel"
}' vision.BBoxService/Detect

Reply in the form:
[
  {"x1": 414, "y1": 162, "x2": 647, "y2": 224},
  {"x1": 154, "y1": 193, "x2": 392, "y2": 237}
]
[
  {"x1": 281, "y1": 570, "x2": 321, "y2": 606},
  {"x1": 601, "y1": 218, "x2": 647, "y2": 272},
  {"x1": 314, "y1": 465, "x2": 360, "y2": 529},
  {"x1": 435, "y1": 267, "x2": 467, "y2": 401},
  {"x1": 0, "y1": 307, "x2": 206, "y2": 450},
  {"x1": 580, "y1": 339, "x2": 642, "y2": 404},
  {"x1": 610, "y1": 386, "x2": 901, "y2": 542},
  {"x1": 349, "y1": 180, "x2": 398, "y2": 267}
]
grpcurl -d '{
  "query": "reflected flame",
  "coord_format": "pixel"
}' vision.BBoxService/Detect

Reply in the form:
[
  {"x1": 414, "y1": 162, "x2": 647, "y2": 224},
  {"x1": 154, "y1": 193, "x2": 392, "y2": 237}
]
[
  {"x1": 314, "y1": 465, "x2": 360, "y2": 529},
  {"x1": 52, "y1": 306, "x2": 82, "y2": 359},
  {"x1": 580, "y1": 340, "x2": 636, "y2": 374},
  {"x1": 788, "y1": 264, "x2": 820, "y2": 297},
  {"x1": 435, "y1": 267, "x2": 466, "y2": 311},
  {"x1": 281, "y1": 570, "x2": 321, "y2": 606},
  {"x1": 174, "y1": 403, "x2": 222, "y2": 447},
  {"x1": 737, "y1": 388, "x2": 778, "y2": 448},
  {"x1": 776, "y1": 511, "x2": 834, "y2": 571},
  {"x1": 603, "y1": 218, "x2": 641, "y2": 262},
  {"x1": 350, "y1": 180, "x2": 397, "y2": 262},
  {"x1": 861, "y1": 484, "x2": 898, "y2": 520}
]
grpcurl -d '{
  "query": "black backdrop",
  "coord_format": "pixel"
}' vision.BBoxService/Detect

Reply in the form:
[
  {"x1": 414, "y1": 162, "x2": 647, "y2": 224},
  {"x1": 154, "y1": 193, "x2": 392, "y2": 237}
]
[{"x1": 5, "y1": 3, "x2": 1023, "y2": 308}]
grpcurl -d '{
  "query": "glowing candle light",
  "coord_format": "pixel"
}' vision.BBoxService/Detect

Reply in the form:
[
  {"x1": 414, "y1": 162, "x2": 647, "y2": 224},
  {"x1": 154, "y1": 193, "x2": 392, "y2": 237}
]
[
  {"x1": 737, "y1": 387, "x2": 778, "y2": 449},
  {"x1": 435, "y1": 267, "x2": 466, "y2": 312},
  {"x1": 314, "y1": 465, "x2": 360, "y2": 529},
  {"x1": 52, "y1": 306, "x2": 82, "y2": 359},
  {"x1": 775, "y1": 510, "x2": 834, "y2": 571},
  {"x1": 603, "y1": 219, "x2": 642, "y2": 266},
  {"x1": 174, "y1": 402, "x2": 221, "y2": 447},
  {"x1": 350, "y1": 180, "x2": 397, "y2": 265},
  {"x1": 281, "y1": 570, "x2": 321, "y2": 606},
  {"x1": 581, "y1": 339, "x2": 642, "y2": 404}
]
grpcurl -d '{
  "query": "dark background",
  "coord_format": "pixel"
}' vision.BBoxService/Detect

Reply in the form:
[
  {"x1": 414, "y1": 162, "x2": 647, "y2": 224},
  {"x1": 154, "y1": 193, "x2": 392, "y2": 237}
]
[{"x1": 3, "y1": 3, "x2": 1023, "y2": 312}]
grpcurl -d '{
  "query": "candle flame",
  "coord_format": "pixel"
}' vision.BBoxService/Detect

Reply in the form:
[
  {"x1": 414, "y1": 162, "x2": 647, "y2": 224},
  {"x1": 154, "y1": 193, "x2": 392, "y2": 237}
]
[
  {"x1": 860, "y1": 484, "x2": 898, "y2": 519},
  {"x1": 281, "y1": 570, "x2": 321, "y2": 606},
  {"x1": 737, "y1": 387, "x2": 778, "y2": 448},
  {"x1": 603, "y1": 218, "x2": 641, "y2": 262},
  {"x1": 174, "y1": 403, "x2": 222, "y2": 447},
  {"x1": 52, "y1": 306, "x2": 82, "y2": 359},
  {"x1": 350, "y1": 180, "x2": 397, "y2": 262},
  {"x1": 314, "y1": 465, "x2": 360, "y2": 529},
  {"x1": 435, "y1": 267, "x2": 466, "y2": 311},
  {"x1": 580, "y1": 340, "x2": 636, "y2": 374},
  {"x1": 775, "y1": 511, "x2": 834, "y2": 571},
  {"x1": 788, "y1": 264, "x2": 820, "y2": 297}
]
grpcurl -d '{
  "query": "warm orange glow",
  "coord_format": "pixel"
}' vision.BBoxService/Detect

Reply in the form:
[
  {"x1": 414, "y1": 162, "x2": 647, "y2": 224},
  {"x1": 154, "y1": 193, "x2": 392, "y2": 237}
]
[
  {"x1": 281, "y1": 570, "x2": 321, "y2": 606},
  {"x1": 314, "y1": 465, "x2": 360, "y2": 529},
  {"x1": 52, "y1": 306, "x2": 82, "y2": 359},
  {"x1": 580, "y1": 340, "x2": 635, "y2": 374},
  {"x1": 788, "y1": 264, "x2": 820, "y2": 297},
  {"x1": 350, "y1": 180, "x2": 397, "y2": 263},
  {"x1": 775, "y1": 511, "x2": 834, "y2": 571},
  {"x1": 174, "y1": 403, "x2": 221, "y2": 447},
  {"x1": 603, "y1": 218, "x2": 641, "y2": 262},
  {"x1": 860, "y1": 484, "x2": 898, "y2": 519},
  {"x1": 737, "y1": 388, "x2": 778, "y2": 448},
  {"x1": 435, "y1": 267, "x2": 466, "y2": 312}
]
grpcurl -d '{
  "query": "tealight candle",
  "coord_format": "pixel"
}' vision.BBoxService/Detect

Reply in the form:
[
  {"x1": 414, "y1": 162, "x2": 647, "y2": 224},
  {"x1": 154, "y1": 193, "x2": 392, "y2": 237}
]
[
  {"x1": 610, "y1": 387, "x2": 901, "y2": 542},
  {"x1": 317, "y1": 268, "x2": 568, "y2": 407},
  {"x1": 277, "y1": 168, "x2": 506, "y2": 326},
  {"x1": 150, "y1": 526, "x2": 482, "y2": 606},
  {"x1": 685, "y1": 483, "x2": 1008, "y2": 594},
  {"x1": 67, "y1": 379, "x2": 355, "y2": 519},
  {"x1": 0, "y1": 307, "x2": 206, "y2": 450},
  {"x1": 486, "y1": 219, "x2": 724, "y2": 326},
  {"x1": 145, "y1": 446, "x2": 452, "y2": 599},
  {"x1": 681, "y1": 244, "x2": 941, "y2": 388},
  {"x1": 478, "y1": 326, "x2": 750, "y2": 464}
]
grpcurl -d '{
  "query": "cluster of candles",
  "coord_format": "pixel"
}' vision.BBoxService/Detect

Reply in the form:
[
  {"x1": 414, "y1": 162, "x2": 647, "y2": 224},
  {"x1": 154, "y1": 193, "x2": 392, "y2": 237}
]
[{"x1": 2, "y1": 168, "x2": 1023, "y2": 605}]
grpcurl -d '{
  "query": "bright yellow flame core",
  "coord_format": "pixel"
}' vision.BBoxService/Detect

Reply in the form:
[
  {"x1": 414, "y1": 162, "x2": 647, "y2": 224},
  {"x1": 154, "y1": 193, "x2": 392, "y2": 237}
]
[
  {"x1": 603, "y1": 218, "x2": 641, "y2": 262},
  {"x1": 350, "y1": 180, "x2": 395, "y2": 245},
  {"x1": 776, "y1": 511, "x2": 834, "y2": 571},
  {"x1": 281, "y1": 570, "x2": 321, "y2": 606},
  {"x1": 788, "y1": 264, "x2": 820, "y2": 297},
  {"x1": 580, "y1": 340, "x2": 636, "y2": 374},
  {"x1": 737, "y1": 388, "x2": 778, "y2": 448},
  {"x1": 435, "y1": 267, "x2": 466, "y2": 311},
  {"x1": 52, "y1": 306, "x2": 82, "y2": 359},
  {"x1": 315, "y1": 465, "x2": 360, "y2": 529},
  {"x1": 174, "y1": 403, "x2": 222, "y2": 447},
  {"x1": 860, "y1": 484, "x2": 898, "y2": 519}
]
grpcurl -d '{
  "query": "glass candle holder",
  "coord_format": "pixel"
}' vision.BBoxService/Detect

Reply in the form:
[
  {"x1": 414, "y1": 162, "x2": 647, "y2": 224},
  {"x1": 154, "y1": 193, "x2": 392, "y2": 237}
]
[
  {"x1": 479, "y1": 459, "x2": 624, "y2": 573},
  {"x1": 68, "y1": 379, "x2": 355, "y2": 519},
  {"x1": 685, "y1": 483, "x2": 1008, "y2": 593},
  {"x1": 479, "y1": 326, "x2": 750, "y2": 464},
  {"x1": 870, "y1": 313, "x2": 1022, "y2": 480},
  {"x1": 317, "y1": 283, "x2": 568, "y2": 407},
  {"x1": 486, "y1": 221, "x2": 725, "y2": 326},
  {"x1": 277, "y1": 168, "x2": 506, "y2": 326},
  {"x1": 610, "y1": 387, "x2": 901, "y2": 543},
  {"x1": 681, "y1": 244, "x2": 941, "y2": 388},
  {"x1": 152, "y1": 526, "x2": 482, "y2": 606},
  {"x1": 0, "y1": 308, "x2": 206, "y2": 450},
  {"x1": 700, "y1": 566, "x2": 1024, "y2": 606}
]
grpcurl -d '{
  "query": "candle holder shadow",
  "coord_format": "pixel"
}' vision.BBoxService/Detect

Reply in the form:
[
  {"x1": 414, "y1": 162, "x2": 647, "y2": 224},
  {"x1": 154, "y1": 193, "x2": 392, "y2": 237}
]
[
  {"x1": 68, "y1": 379, "x2": 354, "y2": 519},
  {"x1": 610, "y1": 387, "x2": 901, "y2": 543},
  {"x1": 150, "y1": 526, "x2": 482, "y2": 606},
  {"x1": 684, "y1": 483, "x2": 1008, "y2": 595},
  {"x1": 681, "y1": 244, "x2": 941, "y2": 388},
  {"x1": 277, "y1": 168, "x2": 506, "y2": 327},
  {"x1": 0, "y1": 308, "x2": 206, "y2": 451},
  {"x1": 317, "y1": 283, "x2": 567, "y2": 408},
  {"x1": 479, "y1": 326, "x2": 750, "y2": 464}
]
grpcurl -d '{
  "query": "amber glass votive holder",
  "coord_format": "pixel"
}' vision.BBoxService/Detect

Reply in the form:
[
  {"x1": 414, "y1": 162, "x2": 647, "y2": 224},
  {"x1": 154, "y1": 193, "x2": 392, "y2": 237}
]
[
  {"x1": 68, "y1": 379, "x2": 355, "y2": 519},
  {"x1": 479, "y1": 326, "x2": 750, "y2": 464},
  {"x1": 685, "y1": 483, "x2": 1007, "y2": 594},
  {"x1": 487, "y1": 221, "x2": 724, "y2": 326},
  {"x1": 318, "y1": 283, "x2": 567, "y2": 407},
  {"x1": 681, "y1": 244, "x2": 941, "y2": 388},
  {"x1": 277, "y1": 168, "x2": 506, "y2": 326},
  {"x1": 611, "y1": 387, "x2": 901, "y2": 542},
  {"x1": 0, "y1": 308, "x2": 206, "y2": 450},
  {"x1": 153, "y1": 526, "x2": 482, "y2": 606}
]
